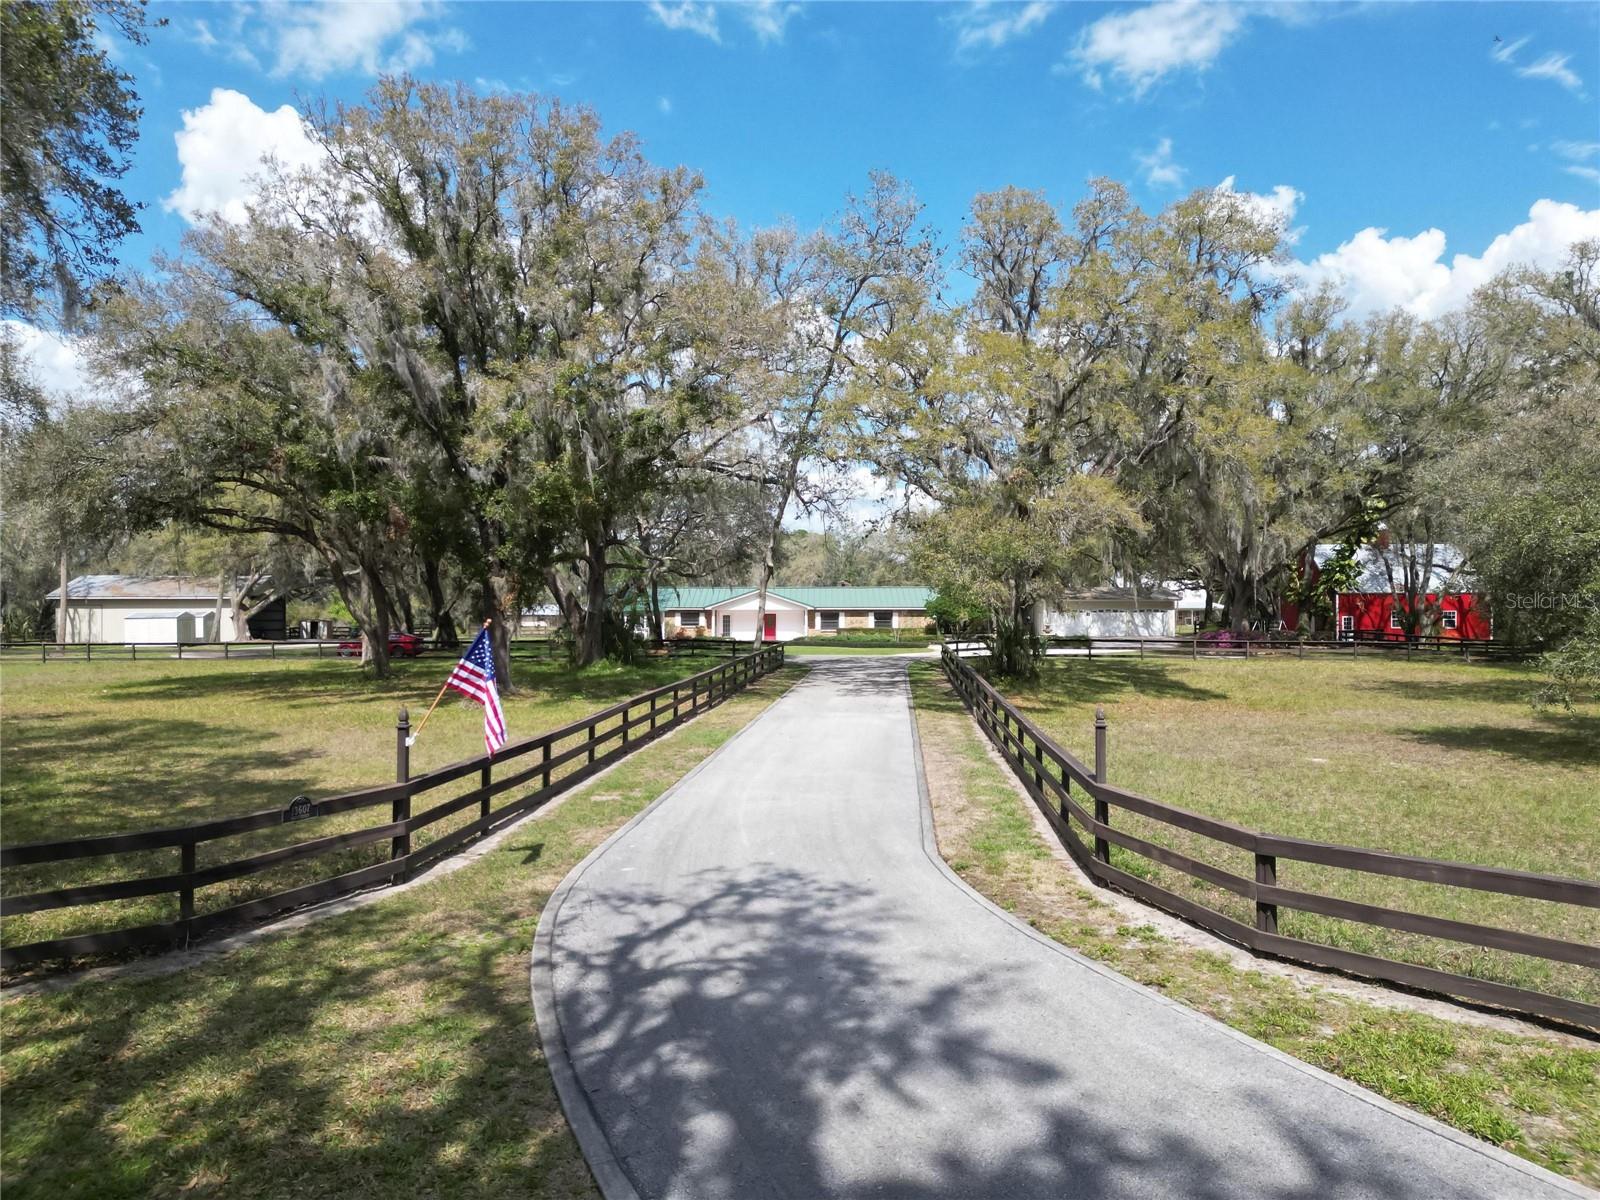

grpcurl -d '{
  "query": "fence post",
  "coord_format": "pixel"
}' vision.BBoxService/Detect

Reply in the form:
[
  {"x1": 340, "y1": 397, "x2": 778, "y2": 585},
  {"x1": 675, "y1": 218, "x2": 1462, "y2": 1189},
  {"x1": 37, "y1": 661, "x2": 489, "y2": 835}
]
[
  {"x1": 480, "y1": 760, "x2": 492, "y2": 822},
  {"x1": 86, "y1": 641, "x2": 91, "y2": 662},
  {"x1": 42, "y1": 642, "x2": 47, "y2": 663},
  {"x1": 1093, "y1": 706, "x2": 1111, "y2": 871},
  {"x1": 1191, "y1": 635, "x2": 1197, "y2": 660},
  {"x1": 392, "y1": 707, "x2": 412, "y2": 867},
  {"x1": 542, "y1": 740, "x2": 552, "y2": 789},
  {"x1": 1254, "y1": 851, "x2": 1279, "y2": 935},
  {"x1": 224, "y1": 642, "x2": 229, "y2": 659},
  {"x1": 179, "y1": 840, "x2": 196, "y2": 945}
]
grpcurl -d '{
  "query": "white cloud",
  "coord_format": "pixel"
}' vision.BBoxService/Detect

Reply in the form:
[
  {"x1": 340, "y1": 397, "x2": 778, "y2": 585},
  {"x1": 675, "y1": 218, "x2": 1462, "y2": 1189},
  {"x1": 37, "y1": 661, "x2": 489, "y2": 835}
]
[
  {"x1": 3, "y1": 321, "x2": 94, "y2": 402},
  {"x1": 649, "y1": 1, "x2": 721, "y2": 43},
  {"x1": 742, "y1": 0, "x2": 801, "y2": 44},
  {"x1": 1215, "y1": 175, "x2": 1303, "y2": 239},
  {"x1": 1489, "y1": 34, "x2": 1528, "y2": 65},
  {"x1": 1518, "y1": 52, "x2": 1583, "y2": 94},
  {"x1": 1565, "y1": 165, "x2": 1600, "y2": 185},
  {"x1": 949, "y1": 1, "x2": 1053, "y2": 53},
  {"x1": 1293, "y1": 199, "x2": 1600, "y2": 321},
  {"x1": 658, "y1": 96, "x2": 674, "y2": 115},
  {"x1": 262, "y1": 0, "x2": 465, "y2": 80},
  {"x1": 164, "y1": 89, "x2": 323, "y2": 225},
  {"x1": 647, "y1": 1, "x2": 799, "y2": 45},
  {"x1": 1070, "y1": 0, "x2": 1244, "y2": 95},
  {"x1": 1492, "y1": 35, "x2": 1585, "y2": 94},
  {"x1": 1551, "y1": 140, "x2": 1600, "y2": 162},
  {"x1": 1136, "y1": 137, "x2": 1184, "y2": 188}
]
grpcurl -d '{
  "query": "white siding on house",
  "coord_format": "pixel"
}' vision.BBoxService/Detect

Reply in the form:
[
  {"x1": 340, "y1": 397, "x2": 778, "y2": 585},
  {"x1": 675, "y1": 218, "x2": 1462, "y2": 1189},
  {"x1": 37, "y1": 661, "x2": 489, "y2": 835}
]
[{"x1": 708, "y1": 594, "x2": 808, "y2": 642}]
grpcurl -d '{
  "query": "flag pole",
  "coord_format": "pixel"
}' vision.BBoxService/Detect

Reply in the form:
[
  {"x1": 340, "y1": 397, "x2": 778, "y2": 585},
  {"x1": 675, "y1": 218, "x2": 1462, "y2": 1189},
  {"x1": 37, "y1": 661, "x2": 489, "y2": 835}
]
[{"x1": 406, "y1": 618, "x2": 492, "y2": 748}]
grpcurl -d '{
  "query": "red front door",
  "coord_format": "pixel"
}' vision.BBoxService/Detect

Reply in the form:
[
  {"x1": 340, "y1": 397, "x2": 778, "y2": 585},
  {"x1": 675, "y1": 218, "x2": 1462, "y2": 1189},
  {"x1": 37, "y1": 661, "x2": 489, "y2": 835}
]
[{"x1": 763, "y1": 613, "x2": 778, "y2": 641}]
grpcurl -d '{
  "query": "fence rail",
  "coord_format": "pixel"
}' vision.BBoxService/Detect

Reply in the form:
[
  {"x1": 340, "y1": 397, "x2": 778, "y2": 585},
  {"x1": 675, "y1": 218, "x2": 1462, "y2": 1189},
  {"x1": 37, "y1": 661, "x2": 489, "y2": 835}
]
[
  {"x1": 3, "y1": 635, "x2": 760, "y2": 664},
  {"x1": 939, "y1": 647, "x2": 1599, "y2": 1030},
  {"x1": 0, "y1": 644, "x2": 786, "y2": 970},
  {"x1": 943, "y1": 634, "x2": 1536, "y2": 663}
]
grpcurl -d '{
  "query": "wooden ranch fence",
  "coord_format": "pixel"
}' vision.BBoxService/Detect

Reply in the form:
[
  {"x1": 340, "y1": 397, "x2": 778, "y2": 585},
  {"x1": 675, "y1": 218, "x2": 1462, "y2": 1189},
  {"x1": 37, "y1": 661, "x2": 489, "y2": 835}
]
[
  {"x1": 944, "y1": 634, "x2": 1535, "y2": 663},
  {"x1": 940, "y1": 647, "x2": 1600, "y2": 1030},
  {"x1": 2, "y1": 636, "x2": 752, "y2": 664},
  {"x1": 0, "y1": 644, "x2": 786, "y2": 970}
]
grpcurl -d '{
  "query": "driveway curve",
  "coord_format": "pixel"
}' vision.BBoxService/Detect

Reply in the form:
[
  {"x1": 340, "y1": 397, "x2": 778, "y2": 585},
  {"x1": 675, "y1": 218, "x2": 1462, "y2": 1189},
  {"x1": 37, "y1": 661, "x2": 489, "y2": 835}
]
[{"x1": 532, "y1": 658, "x2": 1590, "y2": 1200}]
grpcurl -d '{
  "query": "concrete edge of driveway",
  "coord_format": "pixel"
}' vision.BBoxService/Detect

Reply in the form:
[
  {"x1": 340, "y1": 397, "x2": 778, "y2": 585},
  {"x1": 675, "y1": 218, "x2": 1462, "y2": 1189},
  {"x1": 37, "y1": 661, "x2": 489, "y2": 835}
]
[
  {"x1": 529, "y1": 664, "x2": 813, "y2": 1200},
  {"x1": 899, "y1": 664, "x2": 1598, "y2": 1199}
]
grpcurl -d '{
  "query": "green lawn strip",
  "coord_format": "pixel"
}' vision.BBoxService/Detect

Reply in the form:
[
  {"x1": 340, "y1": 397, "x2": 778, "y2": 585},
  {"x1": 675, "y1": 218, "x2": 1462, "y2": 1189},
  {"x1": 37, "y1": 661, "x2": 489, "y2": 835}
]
[
  {"x1": 987, "y1": 656, "x2": 1600, "y2": 1004},
  {"x1": 0, "y1": 665, "x2": 804, "y2": 1200},
  {"x1": 910, "y1": 663, "x2": 1600, "y2": 1187},
  {"x1": 0, "y1": 655, "x2": 736, "y2": 949}
]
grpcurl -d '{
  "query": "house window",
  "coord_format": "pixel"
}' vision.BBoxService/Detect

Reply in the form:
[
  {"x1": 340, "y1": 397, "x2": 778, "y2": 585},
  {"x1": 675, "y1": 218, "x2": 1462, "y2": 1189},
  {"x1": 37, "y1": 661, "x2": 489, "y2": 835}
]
[
  {"x1": 873, "y1": 611, "x2": 893, "y2": 629},
  {"x1": 820, "y1": 611, "x2": 840, "y2": 632},
  {"x1": 721, "y1": 615, "x2": 732, "y2": 637},
  {"x1": 682, "y1": 611, "x2": 703, "y2": 629},
  {"x1": 1389, "y1": 609, "x2": 1402, "y2": 630},
  {"x1": 1442, "y1": 609, "x2": 1458, "y2": 630}
]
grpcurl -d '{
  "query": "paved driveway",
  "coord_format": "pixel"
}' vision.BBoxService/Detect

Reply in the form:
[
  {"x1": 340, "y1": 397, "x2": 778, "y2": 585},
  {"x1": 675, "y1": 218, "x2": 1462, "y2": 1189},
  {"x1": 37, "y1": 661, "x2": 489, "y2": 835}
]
[{"x1": 533, "y1": 658, "x2": 1590, "y2": 1200}]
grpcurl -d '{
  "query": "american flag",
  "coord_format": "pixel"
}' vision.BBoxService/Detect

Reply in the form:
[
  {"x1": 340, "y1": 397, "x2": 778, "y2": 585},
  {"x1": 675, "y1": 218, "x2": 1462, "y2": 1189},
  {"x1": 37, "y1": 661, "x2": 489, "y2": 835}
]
[{"x1": 446, "y1": 628, "x2": 508, "y2": 754}]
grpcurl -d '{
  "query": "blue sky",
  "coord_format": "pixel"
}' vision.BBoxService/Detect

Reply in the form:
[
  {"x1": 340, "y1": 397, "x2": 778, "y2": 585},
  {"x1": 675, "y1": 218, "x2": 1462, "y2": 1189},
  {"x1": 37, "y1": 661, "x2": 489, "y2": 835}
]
[{"x1": 15, "y1": 0, "x2": 1596, "y2": 395}]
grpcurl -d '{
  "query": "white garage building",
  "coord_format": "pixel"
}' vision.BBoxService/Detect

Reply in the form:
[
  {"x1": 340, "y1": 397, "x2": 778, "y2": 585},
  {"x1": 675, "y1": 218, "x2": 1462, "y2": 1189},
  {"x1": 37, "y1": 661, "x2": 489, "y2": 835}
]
[
  {"x1": 44, "y1": 576, "x2": 284, "y2": 643},
  {"x1": 1033, "y1": 587, "x2": 1179, "y2": 638}
]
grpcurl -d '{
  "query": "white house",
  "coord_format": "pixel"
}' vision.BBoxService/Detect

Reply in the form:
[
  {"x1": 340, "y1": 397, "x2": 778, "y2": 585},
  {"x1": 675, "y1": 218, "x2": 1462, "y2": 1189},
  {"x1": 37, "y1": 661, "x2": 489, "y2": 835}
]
[
  {"x1": 1033, "y1": 587, "x2": 1179, "y2": 638},
  {"x1": 43, "y1": 576, "x2": 286, "y2": 643},
  {"x1": 651, "y1": 586, "x2": 934, "y2": 642}
]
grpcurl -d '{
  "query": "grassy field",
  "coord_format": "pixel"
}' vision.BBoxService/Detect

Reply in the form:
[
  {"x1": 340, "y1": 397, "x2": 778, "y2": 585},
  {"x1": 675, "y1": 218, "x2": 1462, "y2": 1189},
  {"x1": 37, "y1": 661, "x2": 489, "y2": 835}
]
[
  {"x1": 0, "y1": 651, "x2": 746, "y2": 953},
  {"x1": 964, "y1": 655, "x2": 1600, "y2": 1005},
  {"x1": 909, "y1": 663, "x2": 1600, "y2": 1186},
  {"x1": 0, "y1": 665, "x2": 802, "y2": 1199}
]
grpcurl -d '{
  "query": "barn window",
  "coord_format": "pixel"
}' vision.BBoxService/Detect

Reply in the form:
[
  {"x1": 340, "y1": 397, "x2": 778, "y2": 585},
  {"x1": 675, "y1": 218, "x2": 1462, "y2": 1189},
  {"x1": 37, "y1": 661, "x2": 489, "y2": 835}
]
[
  {"x1": 873, "y1": 611, "x2": 893, "y2": 629},
  {"x1": 820, "y1": 611, "x2": 840, "y2": 631},
  {"x1": 1339, "y1": 614, "x2": 1354, "y2": 634},
  {"x1": 1389, "y1": 609, "x2": 1402, "y2": 629},
  {"x1": 1442, "y1": 609, "x2": 1458, "y2": 630}
]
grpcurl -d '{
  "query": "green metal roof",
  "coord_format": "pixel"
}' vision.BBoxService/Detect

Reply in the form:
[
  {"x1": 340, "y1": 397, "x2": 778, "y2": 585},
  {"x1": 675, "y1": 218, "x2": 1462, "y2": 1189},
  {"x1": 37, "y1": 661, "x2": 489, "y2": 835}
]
[{"x1": 653, "y1": 585, "x2": 932, "y2": 611}]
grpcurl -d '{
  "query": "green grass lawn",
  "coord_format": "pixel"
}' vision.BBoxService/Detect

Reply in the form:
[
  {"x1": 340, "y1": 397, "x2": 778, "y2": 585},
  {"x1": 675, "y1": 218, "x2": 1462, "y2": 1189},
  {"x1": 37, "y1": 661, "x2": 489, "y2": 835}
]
[
  {"x1": 0, "y1": 667, "x2": 802, "y2": 1200},
  {"x1": 909, "y1": 663, "x2": 1600, "y2": 1186},
  {"x1": 973, "y1": 655, "x2": 1600, "y2": 1005},
  {"x1": 0, "y1": 652, "x2": 745, "y2": 954}
]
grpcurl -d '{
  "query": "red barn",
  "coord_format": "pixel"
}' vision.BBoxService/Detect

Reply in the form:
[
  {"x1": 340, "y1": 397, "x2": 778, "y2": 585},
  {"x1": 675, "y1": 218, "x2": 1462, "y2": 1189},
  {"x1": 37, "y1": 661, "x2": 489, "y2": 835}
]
[{"x1": 1281, "y1": 543, "x2": 1492, "y2": 641}]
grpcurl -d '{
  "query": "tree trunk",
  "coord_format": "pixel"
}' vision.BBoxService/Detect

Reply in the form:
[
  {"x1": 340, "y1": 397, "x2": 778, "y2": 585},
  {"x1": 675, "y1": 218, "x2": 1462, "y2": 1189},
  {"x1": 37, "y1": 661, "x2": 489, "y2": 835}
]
[
  {"x1": 398, "y1": 588, "x2": 415, "y2": 634},
  {"x1": 576, "y1": 533, "x2": 608, "y2": 666},
  {"x1": 56, "y1": 549, "x2": 68, "y2": 643},
  {"x1": 753, "y1": 486, "x2": 792, "y2": 645},
  {"x1": 1226, "y1": 571, "x2": 1256, "y2": 634},
  {"x1": 213, "y1": 573, "x2": 226, "y2": 643},
  {"x1": 478, "y1": 576, "x2": 514, "y2": 691},
  {"x1": 650, "y1": 577, "x2": 664, "y2": 643},
  {"x1": 423, "y1": 557, "x2": 460, "y2": 648}
]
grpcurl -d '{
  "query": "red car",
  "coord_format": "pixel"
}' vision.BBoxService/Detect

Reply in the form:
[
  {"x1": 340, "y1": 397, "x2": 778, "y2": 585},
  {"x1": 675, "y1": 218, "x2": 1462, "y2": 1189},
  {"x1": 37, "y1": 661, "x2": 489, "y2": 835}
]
[{"x1": 337, "y1": 631, "x2": 427, "y2": 658}]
